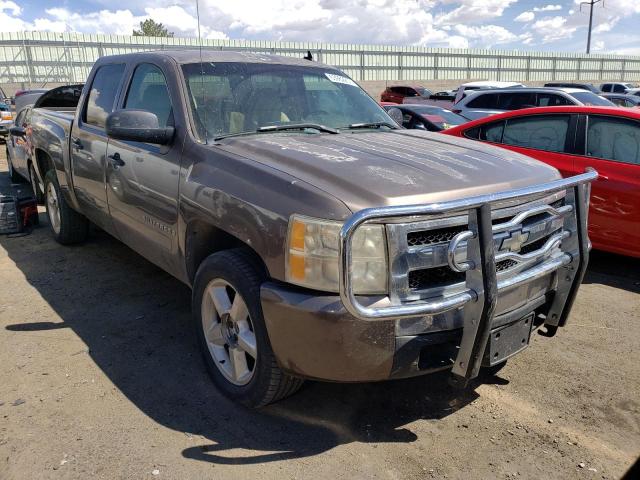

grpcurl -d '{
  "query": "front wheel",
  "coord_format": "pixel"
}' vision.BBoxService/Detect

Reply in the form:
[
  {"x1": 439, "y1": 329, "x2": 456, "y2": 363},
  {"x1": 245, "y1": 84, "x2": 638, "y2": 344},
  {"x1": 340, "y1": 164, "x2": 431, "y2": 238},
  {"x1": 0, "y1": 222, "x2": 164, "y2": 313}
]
[
  {"x1": 44, "y1": 170, "x2": 89, "y2": 245},
  {"x1": 192, "y1": 249, "x2": 304, "y2": 407}
]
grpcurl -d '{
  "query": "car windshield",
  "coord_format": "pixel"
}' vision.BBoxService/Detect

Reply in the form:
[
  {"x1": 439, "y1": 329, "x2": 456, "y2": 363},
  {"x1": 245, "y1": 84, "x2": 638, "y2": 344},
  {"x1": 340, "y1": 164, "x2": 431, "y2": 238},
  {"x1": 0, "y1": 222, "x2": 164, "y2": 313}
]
[
  {"x1": 415, "y1": 87, "x2": 430, "y2": 97},
  {"x1": 570, "y1": 92, "x2": 615, "y2": 106},
  {"x1": 182, "y1": 62, "x2": 393, "y2": 141},
  {"x1": 403, "y1": 106, "x2": 465, "y2": 126}
]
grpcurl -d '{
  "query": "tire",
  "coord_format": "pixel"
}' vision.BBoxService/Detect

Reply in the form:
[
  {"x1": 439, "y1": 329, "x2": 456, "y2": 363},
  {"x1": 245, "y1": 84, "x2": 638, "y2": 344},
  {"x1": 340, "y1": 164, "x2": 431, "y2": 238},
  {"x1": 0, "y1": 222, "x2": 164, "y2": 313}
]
[
  {"x1": 6, "y1": 148, "x2": 25, "y2": 184},
  {"x1": 44, "y1": 170, "x2": 89, "y2": 245},
  {"x1": 192, "y1": 248, "x2": 304, "y2": 407},
  {"x1": 29, "y1": 163, "x2": 45, "y2": 204}
]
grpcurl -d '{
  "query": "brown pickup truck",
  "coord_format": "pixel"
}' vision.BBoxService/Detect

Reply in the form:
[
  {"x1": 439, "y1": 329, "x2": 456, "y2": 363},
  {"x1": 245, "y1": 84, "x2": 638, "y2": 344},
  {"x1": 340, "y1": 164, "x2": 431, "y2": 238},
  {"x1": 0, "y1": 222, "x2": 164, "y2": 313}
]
[{"x1": 29, "y1": 50, "x2": 596, "y2": 407}]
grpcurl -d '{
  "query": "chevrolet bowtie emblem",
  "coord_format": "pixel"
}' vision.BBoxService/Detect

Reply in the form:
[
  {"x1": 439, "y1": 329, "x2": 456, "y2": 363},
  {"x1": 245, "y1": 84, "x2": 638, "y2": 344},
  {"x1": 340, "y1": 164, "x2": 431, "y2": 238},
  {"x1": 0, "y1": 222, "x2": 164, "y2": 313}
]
[{"x1": 500, "y1": 229, "x2": 530, "y2": 252}]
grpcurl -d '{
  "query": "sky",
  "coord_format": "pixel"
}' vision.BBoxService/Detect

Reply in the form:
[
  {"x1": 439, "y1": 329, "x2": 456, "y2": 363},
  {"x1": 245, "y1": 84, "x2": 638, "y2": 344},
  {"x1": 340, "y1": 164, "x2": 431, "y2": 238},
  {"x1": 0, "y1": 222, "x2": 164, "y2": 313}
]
[{"x1": 1, "y1": 0, "x2": 639, "y2": 54}]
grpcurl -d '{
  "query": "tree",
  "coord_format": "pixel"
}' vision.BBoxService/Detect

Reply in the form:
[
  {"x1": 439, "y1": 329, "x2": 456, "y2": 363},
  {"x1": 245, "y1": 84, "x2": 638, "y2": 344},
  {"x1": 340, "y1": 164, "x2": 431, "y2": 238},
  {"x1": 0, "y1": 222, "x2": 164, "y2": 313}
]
[{"x1": 133, "y1": 19, "x2": 174, "y2": 37}]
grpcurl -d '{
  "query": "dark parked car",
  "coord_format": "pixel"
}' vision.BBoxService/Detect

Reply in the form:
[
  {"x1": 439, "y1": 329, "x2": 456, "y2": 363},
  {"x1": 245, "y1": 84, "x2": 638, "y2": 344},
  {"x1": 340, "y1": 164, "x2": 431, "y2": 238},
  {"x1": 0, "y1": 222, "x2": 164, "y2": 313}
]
[
  {"x1": 544, "y1": 82, "x2": 600, "y2": 94},
  {"x1": 383, "y1": 104, "x2": 467, "y2": 131},
  {"x1": 31, "y1": 50, "x2": 595, "y2": 407},
  {"x1": 601, "y1": 93, "x2": 640, "y2": 108},
  {"x1": 381, "y1": 84, "x2": 433, "y2": 103}
]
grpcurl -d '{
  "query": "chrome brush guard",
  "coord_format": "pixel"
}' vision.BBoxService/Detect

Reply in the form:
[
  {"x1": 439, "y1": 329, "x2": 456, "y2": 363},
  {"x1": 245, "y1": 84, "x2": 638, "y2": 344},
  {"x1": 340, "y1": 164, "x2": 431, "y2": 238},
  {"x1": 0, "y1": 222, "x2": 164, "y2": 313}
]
[{"x1": 338, "y1": 169, "x2": 597, "y2": 386}]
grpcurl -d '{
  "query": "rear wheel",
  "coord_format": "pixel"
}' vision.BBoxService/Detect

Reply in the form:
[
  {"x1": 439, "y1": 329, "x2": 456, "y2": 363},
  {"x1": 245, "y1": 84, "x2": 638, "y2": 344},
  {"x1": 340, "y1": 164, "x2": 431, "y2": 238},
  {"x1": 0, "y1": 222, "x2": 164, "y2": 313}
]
[
  {"x1": 6, "y1": 148, "x2": 24, "y2": 184},
  {"x1": 193, "y1": 249, "x2": 304, "y2": 407},
  {"x1": 44, "y1": 170, "x2": 89, "y2": 245},
  {"x1": 29, "y1": 163, "x2": 44, "y2": 204}
]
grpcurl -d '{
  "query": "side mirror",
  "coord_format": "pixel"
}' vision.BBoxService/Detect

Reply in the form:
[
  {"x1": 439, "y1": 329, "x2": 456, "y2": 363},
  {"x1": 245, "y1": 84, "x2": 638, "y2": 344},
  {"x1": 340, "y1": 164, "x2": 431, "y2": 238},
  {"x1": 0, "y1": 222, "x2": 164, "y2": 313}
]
[
  {"x1": 106, "y1": 110, "x2": 174, "y2": 145},
  {"x1": 10, "y1": 126, "x2": 26, "y2": 137},
  {"x1": 386, "y1": 107, "x2": 404, "y2": 127}
]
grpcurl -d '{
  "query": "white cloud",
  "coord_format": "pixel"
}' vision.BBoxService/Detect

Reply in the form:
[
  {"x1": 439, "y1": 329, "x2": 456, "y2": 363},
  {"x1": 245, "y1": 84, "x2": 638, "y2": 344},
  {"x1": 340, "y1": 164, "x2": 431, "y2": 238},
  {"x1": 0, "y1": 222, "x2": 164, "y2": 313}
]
[
  {"x1": 454, "y1": 24, "x2": 517, "y2": 46},
  {"x1": 530, "y1": 16, "x2": 577, "y2": 44},
  {"x1": 435, "y1": 0, "x2": 518, "y2": 26},
  {"x1": 0, "y1": 0, "x2": 20, "y2": 16},
  {"x1": 533, "y1": 5, "x2": 562, "y2": 12},
  {"x1": 514, "y1": 12, "x2": 535, "y2": 23},
  {"x1": 45, "y1": 8, "x2": 143, "y2": 35}
]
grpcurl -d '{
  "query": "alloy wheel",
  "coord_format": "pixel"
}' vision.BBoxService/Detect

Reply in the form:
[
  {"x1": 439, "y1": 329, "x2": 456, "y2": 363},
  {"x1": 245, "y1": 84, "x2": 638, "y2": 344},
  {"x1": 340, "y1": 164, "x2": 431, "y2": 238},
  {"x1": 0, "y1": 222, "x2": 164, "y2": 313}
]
[{"x1": 200, "y1": 278, "x2": 258, "y2": 386}]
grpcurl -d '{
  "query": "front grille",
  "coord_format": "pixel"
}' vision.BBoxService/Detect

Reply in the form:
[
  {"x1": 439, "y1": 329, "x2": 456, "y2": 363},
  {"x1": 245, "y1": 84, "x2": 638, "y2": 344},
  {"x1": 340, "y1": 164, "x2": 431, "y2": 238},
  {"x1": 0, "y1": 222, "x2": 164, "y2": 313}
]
[
  {"x1": 520, "y1": 234, "x2": 553, "y2": 255},
  {"x1": 408, "y1": 267, "x2": 465, "y2": 290},
  {"x1": 407, "y1": 226, "x2": 467, "y2": 247},
  {"x1": 388, "y1": 194, "x2": 569, "y2": 300},
  {"x1": 496, "y1": 259, "x2": 517, "y2": 272},
  {"x1": 408, "y1": 258, "x2": 520, "y2": 291}
]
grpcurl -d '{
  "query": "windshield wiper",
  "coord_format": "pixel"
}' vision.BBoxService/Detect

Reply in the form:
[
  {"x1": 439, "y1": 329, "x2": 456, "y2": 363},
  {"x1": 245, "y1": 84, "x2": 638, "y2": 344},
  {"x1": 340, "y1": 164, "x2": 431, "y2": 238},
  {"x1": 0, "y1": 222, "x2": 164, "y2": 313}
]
[
  {"x1": 345, "y1": 121, "x2": 398, "y2": 130},
  {"x1": 214, "y1": 123, "x2": 338, "y2": 142},
  {"x1": 257, "y1": 123, "x2": 338, "y2": 134}
]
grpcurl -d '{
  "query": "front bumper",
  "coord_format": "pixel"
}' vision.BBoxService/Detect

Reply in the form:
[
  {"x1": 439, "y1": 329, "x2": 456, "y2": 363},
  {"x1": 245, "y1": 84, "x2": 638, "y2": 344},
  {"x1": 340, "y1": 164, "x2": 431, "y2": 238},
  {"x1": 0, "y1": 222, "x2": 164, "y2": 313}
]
[{"x1": 261, "y1": 275, "x2": 551, "y2": 382}]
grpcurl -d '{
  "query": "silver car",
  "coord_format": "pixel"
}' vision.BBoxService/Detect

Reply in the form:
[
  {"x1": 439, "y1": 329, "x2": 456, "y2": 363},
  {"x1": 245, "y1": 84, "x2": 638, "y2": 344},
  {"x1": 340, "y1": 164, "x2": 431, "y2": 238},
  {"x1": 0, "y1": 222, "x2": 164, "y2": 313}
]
[{"x1": 453, "y1": 87, "x2": 615, "y2": 121}]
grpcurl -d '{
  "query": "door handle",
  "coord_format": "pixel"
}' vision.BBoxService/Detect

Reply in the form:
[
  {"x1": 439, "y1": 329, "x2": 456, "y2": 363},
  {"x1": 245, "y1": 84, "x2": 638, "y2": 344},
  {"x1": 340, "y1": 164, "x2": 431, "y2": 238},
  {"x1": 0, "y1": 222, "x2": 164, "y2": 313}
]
[
  {"x1": 108, "y1": 152, "x2": 125, "y2": 168},
  {"x1": 71, "y1": 138, "x2": 83, "y2": 150}
]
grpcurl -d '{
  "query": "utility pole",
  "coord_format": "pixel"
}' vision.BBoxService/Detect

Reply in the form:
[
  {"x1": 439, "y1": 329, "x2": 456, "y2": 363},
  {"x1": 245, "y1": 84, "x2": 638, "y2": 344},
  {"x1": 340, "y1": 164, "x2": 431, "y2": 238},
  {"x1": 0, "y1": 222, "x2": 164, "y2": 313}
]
[{"x1": 581, "y1": 0, "x2": 604, "y2": 54}]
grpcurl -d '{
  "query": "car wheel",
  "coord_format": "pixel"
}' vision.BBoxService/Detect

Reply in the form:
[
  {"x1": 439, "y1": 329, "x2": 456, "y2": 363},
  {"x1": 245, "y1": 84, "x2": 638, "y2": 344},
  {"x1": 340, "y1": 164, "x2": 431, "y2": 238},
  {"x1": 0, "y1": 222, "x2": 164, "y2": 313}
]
[
  {"x1": 7, "y1": 148, "x2": 25, "y2": 184},
  {"x1": 192, "y1": 249, "x2": 304, "y2": 407},
  {"x1": 29, "y1": 163, "x2": 45, "y2": 204},
  {"x1": 44, "y1": 170, "x2": 89, "y2": 245}
]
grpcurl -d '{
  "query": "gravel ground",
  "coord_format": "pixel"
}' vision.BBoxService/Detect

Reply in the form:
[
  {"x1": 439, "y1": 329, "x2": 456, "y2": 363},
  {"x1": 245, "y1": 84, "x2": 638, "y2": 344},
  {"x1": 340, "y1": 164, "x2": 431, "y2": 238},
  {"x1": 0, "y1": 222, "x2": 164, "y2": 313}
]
[{"x1": 0, "y1": 150, "x2": 638, "y2": 480}]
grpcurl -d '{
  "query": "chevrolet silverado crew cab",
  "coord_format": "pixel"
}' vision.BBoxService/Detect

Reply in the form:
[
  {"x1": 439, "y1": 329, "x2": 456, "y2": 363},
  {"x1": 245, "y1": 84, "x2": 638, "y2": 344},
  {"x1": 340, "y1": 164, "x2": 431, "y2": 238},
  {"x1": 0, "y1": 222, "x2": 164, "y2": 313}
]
[{"x1": 30, "y1": 51, "x2": 596, "y2": 407}]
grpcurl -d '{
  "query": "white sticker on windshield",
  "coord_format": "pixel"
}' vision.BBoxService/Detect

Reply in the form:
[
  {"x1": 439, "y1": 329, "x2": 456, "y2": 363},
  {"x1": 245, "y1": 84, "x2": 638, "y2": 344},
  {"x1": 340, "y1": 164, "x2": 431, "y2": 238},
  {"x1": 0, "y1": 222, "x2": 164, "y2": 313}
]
[{"x1": 325, "y1": 73, "x2": 358, "y2": 87}]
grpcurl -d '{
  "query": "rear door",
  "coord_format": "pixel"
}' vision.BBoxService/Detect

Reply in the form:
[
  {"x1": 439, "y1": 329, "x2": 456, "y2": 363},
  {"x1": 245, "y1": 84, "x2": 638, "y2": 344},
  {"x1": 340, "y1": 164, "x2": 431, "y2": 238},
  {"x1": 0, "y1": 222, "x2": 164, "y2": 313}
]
[
  {"x1": 71, "y1": 63, "x2": 126, "y2": 231},
  {"x1": 575, "y1": 114, "x2": 640, "y2": 256},
  {"x1": 105, "y1": 62, "x2": 181, "y2": 270}
]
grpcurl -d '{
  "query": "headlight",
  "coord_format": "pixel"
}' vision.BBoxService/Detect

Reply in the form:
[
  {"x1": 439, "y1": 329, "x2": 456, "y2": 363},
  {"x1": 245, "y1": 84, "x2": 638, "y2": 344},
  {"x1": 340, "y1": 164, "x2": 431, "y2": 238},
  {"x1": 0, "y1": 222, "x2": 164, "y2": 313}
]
[{"x1": 286, "y1": 214, "x2": 388, "y2": 294}]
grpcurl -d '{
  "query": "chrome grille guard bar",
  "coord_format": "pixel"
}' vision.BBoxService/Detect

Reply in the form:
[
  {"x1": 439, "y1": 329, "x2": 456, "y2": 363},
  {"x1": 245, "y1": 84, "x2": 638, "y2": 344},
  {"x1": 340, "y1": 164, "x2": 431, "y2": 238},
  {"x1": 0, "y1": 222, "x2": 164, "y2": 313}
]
[{"x1": 339, "y1": 169, "x2": 597, "y2": 386}]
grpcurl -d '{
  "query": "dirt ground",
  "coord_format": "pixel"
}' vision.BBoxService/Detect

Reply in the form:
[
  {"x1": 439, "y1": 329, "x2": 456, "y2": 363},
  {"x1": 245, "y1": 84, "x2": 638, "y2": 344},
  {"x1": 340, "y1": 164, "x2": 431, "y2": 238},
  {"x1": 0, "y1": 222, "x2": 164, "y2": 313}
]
[{"x1": 0, "y1": 149, "x2": 638, "y2": 480}]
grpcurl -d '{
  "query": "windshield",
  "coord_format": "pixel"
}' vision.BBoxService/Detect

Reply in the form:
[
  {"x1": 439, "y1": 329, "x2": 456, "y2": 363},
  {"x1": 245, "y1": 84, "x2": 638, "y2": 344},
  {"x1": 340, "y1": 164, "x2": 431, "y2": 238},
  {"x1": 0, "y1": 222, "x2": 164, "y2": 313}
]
[
  {"x1": 182, "y1": 62, "x2": 393, "y2": 141},
  {"x1": 570, "y1": 91, "x2": 615, "y2": 106},
  {"x1": 415, "y1": 87, "x2": 431, "y2": 97}
]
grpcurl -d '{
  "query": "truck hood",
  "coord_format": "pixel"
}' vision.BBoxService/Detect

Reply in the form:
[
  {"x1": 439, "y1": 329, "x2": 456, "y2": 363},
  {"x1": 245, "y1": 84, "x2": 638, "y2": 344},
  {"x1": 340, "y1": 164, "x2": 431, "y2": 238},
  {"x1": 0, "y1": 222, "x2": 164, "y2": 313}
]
[{"x1": 216, "y1": 130, "x2": 561, "y2": 213}]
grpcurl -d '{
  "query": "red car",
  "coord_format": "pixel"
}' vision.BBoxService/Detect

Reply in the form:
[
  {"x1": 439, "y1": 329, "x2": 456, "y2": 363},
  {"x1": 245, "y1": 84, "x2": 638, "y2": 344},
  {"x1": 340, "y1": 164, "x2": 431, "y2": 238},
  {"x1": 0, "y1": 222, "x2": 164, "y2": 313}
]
[
  {"x1": 380, "y1": 85, "x2": 432, "y2": 103},
  {"x1": 443, "y1": 106, "x2": 640, "y2": 258}
]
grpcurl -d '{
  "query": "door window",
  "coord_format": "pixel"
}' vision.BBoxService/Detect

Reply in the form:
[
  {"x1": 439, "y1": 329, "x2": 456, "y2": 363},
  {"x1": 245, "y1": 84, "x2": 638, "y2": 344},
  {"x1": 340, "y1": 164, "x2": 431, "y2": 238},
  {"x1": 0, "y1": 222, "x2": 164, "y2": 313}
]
[
  {"x1": 84, "y1": 64, "x2": 126, "y2": 128},
  {"x1": 501, "y1": 115, "x2": 571, "y2": 153},
  {"x1": 498, "y1": 92, "x2": 536, "y2": 110},
  {"x1": 124, "y1": 63, "x2": 173, "y2": 128},
  {"x1": 613, "y1": 84, "x2": 626, "y2": 93},
  {"x1": 586, "y1": 115, "x2": 640, "y2": 165},
  {"x1": 464, "y1": 120, "x2": 505, "y2": 143},
  {"x1": 536, "y1": 93, "x2": 572, "y2": 107},
  {"x1": 467, "y1": 93, "x2": 500, "y2": 109}
]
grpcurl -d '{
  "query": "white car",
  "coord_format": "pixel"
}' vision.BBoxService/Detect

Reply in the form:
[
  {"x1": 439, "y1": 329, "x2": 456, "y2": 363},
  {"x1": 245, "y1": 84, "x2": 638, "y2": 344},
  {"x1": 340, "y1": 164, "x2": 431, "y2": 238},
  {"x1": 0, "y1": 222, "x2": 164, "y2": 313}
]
[
  {"x1": 452, "y1": 87, "x2": 615, "y2": 121},
  {"x1": 453, "y1": 81, "x2": 525, "y2": 104}
]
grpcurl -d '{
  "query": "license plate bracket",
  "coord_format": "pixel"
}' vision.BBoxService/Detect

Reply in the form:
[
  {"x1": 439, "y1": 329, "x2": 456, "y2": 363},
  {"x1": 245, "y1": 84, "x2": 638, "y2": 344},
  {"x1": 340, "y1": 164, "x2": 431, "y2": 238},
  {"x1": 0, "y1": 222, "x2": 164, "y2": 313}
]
[{"x1": 483, "y1": 313, "x2": 534, "y2": 366}]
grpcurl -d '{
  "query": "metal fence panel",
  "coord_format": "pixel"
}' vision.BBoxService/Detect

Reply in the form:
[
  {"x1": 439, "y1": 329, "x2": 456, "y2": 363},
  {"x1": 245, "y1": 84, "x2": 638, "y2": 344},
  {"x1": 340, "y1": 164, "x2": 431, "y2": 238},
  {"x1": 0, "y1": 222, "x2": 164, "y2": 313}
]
[{"x1": 1, "y1": 31, "x2": 639, "y2": 86}]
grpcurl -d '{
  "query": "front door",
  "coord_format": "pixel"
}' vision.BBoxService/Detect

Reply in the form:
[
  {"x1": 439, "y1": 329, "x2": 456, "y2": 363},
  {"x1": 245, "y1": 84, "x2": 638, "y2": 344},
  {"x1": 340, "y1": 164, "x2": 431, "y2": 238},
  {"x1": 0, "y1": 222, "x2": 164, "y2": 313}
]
[
  {"x1": 71, "y1": 63, "x2": 126, "y2": 231},
  {"x1": 576, "y1": 114, "x2": 640, "y2": 257},
  {"x1": 105, "y1": 62, "x2": 181, "y2": 271}
]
